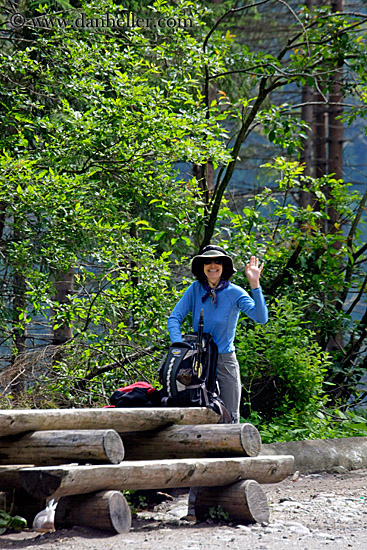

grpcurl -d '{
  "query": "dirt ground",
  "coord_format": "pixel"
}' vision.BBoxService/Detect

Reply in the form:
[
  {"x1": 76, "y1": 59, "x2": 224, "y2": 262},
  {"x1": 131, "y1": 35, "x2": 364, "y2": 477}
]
[{"x1": 1, "y1": 468, "x2": 367, "y2": 550}]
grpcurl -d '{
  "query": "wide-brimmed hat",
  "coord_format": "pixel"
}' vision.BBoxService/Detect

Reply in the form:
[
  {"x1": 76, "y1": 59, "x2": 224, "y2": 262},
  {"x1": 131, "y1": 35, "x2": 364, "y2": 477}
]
[{"x1": 191, "y1": 245, "x2": 236, "y2": 280}]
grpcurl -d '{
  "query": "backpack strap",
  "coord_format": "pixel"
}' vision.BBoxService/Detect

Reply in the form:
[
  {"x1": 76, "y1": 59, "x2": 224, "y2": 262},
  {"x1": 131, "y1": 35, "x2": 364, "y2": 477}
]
[
  {"x1": 183, "y1": 383, "x2": 210, "y2": 406},
  {"x1": 210, "y1": 397, "x2": 232, "y2": 424}
]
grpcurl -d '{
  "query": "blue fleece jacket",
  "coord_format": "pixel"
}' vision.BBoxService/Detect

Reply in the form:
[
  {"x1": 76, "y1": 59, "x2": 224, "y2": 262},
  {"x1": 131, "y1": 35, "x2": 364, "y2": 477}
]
[{"x1": 167, "y1": 281, "x2": 268, "y2": 354}]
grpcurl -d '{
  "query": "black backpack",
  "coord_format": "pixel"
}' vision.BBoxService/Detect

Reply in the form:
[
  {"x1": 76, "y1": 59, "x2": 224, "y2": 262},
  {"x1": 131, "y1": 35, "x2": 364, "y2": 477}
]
[{"x1": 159, "y1": 310, "x2": 231, "y2": 422}]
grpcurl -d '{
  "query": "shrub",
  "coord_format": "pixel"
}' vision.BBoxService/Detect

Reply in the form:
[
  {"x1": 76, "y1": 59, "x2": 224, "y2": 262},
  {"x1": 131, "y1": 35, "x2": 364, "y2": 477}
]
[{"x1": 236, "y1": 295, "x2": 331, "y2": 420}]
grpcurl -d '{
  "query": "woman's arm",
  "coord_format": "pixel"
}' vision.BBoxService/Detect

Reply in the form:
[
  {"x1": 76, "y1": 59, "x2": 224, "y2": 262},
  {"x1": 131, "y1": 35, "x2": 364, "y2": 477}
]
[
  {"x1": 245, "y1": 255, "x2": 264, "y2": 289},
  {"x1": 167, "y1": 283, "x2": 195, "y2": 342},
  {"x1": 238, "y1": 256, "x2": 268, "y2": 323}
]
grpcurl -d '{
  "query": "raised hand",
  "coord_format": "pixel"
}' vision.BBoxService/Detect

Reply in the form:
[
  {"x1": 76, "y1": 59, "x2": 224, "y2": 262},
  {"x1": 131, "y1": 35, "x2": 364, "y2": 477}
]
[{"x1": 245, "y1": 256, "x2": 264, "y2": 289}]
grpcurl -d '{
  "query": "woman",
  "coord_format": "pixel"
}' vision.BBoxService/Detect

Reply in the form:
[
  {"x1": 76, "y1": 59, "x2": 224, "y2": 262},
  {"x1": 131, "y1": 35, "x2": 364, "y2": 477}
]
[{"x1": 167, "y1": 244, "x2": 268, "y2": 423}]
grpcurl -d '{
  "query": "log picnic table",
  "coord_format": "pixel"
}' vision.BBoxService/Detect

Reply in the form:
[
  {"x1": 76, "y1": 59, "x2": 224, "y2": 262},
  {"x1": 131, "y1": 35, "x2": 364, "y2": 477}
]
[
  {"x1": 0, "y1": 429, "x2": 125, "y2": 465},
  {"x1": 0, "y1": 407, "x2": 220, "y2": 437},
  {"x1": 0, "y1": 407, "x2": 295, "y2": 533},
  {"x1": 0, "y1": 423, "x2": 262, "y2": 465},
  {"x1": 121, "y1": 422, "x2": 262, "y2": 460},
  {"x1": 18, "y1": 455, "x2": 294, "y2": 500}
]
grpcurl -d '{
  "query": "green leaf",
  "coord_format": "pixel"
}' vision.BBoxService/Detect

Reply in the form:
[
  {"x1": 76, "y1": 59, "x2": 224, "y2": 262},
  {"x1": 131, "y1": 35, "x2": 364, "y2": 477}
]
[
  {"x1": 181, "y1": 236, "x2": 191, "y2": 246},
  {"x1": 154, "y1": 230, "x2": 166, "y2": 241}
]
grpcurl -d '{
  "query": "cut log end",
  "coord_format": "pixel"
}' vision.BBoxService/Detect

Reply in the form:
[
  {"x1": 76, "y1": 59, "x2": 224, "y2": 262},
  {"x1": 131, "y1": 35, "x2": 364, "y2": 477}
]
[
  {"x1": 108, "y1": 491, "x2": 132, "y2": 533},
  {"x1": 195, "y1": 479, "x2": 270, "y2": 524},
  {"x1": 102, "y1": 430, "x2": 125, "y2": 464},
  {"x1": 239, "y1": 423, "x2": 262, "y2": 457},
  {"x1": 244, "y1": 479, "x2": 270, "y2": 523}
]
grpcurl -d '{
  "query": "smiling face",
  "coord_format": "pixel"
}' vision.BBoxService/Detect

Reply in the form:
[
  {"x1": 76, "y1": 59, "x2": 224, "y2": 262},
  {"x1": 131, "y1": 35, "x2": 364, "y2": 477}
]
[{"x1": 203, "y1": 259, "x2": 223, "y2": 288}]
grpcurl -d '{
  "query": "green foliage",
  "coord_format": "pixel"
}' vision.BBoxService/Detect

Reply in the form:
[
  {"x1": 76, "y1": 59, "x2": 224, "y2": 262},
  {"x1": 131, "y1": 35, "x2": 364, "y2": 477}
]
[
  {"x1": 237, "y1": 296, "x2": 330, "y2": 420},
  {"x1": 123, "y1": 490, "x2": 149, "y2": 514},
  {"x1": 194, "y1": 1, "x2": 367, "y2": 246},
  {"x1": 222, "y1": 158, "x2": 367, "y2": 409},
  {"x1": 0, "y1": 0, "x2": 231, "y2": 401},
  {"x1": 0, "y1": 511, "x2": 27, "y2": 534},
  {"x1": 6, "y1": 243, "x2": 181, "y2": 407},
  {"x1": 245, "y1": 406, "x2": 367, "y2": 444},
  {"x1": 208, "y1": 505, "x2": 230, "y2": 523}
]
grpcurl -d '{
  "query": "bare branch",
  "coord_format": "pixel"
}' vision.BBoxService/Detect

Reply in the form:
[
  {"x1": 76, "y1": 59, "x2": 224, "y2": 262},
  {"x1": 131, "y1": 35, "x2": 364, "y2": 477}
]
[
  {"x1": 345, "y1": 274, "x2": 367, "y2": 316},
  {"x1": 203, "y1": 0, "x2": 272, "y2": 53},
  {"x1": 82, "y1": 345, "x2": 158, "y2": 383}
]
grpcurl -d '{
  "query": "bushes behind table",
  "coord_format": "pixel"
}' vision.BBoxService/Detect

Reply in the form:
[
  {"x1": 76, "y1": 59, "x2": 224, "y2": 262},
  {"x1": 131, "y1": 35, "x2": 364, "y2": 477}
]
[{"x1": 237, "y1": 296, "x2": 329, "y2": 420}]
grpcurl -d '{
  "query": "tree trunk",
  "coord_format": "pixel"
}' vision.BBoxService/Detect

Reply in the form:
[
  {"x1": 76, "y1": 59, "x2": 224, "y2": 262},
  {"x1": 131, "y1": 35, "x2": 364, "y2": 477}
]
[
  {"x1": 327, "y1": 0, "x2": 344, "y2": 232},
  {"x1": 328, "y1": 75, "x2": 343, "y2": 185},
  {"x1": 0, "y1": 407, "x2": 220, "y2": 437},
  {"x1": 51, "y1": 268, "x2": 74, "y2": 346},
  {"x1": 314, "y1": 93, "x2": 327, "y2": 180},
  {"x1": 299, "y1": 74, "x2": 314, "y2": 208},
  {"x1": 325, "y1": 0, "x2": 345, "y2": 353},
  {"x1": 55, "y1": 490, "x2": 131, "y2": 533},
  {"x1": 0, "y1": 430, "x2": 124, "y2": 465},
  {"x1": 300, "y1": 87, "x2": 313, "y2": 173},
  {"x1": 312, "y1": 0, "x2": 328, "y2": 224},
  {"x1": 11, "y1": 271, "x2": 27, "y2": 395},
  {"x1": 195, "y1": 479, "x2": 270, "y2": 524},
  {"x1": 19, "y1": 455, "x2": 294, "y2": 500},
  {"x1": 0, "y1": 201, "x2": 6, "y2": 239},
  {"x1": 122, "y1": 423, "x2": 262, "y2": 460}
]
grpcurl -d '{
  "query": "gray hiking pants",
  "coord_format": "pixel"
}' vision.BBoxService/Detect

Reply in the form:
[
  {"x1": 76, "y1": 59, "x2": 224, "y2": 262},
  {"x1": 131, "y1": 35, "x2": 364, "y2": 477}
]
[{"x1": 216, "y1": 352, "x2": 241, "y2": 424}]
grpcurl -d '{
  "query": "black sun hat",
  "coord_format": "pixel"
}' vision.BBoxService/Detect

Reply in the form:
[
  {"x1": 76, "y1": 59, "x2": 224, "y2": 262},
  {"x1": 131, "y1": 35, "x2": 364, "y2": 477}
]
[{"x1": 191, "y1": 245, "x2": 236, "y2": 281}]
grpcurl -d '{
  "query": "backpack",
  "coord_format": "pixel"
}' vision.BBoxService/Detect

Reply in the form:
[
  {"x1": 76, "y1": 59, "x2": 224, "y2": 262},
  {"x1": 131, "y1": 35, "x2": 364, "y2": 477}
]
[
  {"x1": 159, "y1": 309, "x2": 231, "y2": 422},
  {"x1": 109, "y1": 382, "x2": 162, "y2": 408}
]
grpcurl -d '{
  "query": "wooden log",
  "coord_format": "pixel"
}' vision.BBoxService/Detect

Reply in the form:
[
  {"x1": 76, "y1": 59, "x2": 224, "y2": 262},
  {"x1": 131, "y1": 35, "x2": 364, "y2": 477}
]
[
  {"x1": 0, "y1": 430, "x2": 124, "y2": 465},
  {"x1": 195, "y1": 480, "x2": 270, "y2": 524},
  {"x1": 122, "y1": 423, "x2": 262, "y2": 460},
  {"x1": 0, "y1": 407, "x2": 220, "y2": 437},
  {"x1": 0, "y1": 465, "x2": 32, "y2": 491},
  {"x1": 261, "y1": 437, "x2": 367, "y2": 473},
  {"x1": 55, "y1": 490, "x2": 131, "y2": 533},
  {"x1": 19, "y1": 455, "x2": 294, "y2": 500}
]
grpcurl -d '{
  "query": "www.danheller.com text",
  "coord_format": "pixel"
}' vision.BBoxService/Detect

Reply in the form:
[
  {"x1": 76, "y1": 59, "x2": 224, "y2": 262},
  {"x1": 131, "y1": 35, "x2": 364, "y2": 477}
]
[{"x1": 9, "y1": 11, "x2": 193, "y2": 30}]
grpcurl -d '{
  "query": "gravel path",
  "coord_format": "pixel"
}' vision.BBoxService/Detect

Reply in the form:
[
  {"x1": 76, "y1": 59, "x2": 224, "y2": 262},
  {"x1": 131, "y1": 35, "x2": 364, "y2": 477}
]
[{"x1": 1, "y1": 468, "x2": 367, "y2": 549}]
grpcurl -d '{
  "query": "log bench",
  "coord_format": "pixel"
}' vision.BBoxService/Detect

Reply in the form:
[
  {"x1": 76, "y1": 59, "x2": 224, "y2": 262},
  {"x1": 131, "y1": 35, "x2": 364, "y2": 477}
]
[
  {"x1": 121, "y1": 422, "x2": 262, "y2": 460},
  {"x1": 0, "y1": 408, "x2": 295, "y2": 533},
  {"x1": 0, "y1": 407, "x2": 220, "y2": 437},
  {"x1": 0, "y1": 429, "x2": 124, "y2": 465},
  {"x1": 0, "y1": 423, "x2": 262, "y2": 466},
  {"x1": 17, "y1": 455, "x2": 294, "y2": 500}
]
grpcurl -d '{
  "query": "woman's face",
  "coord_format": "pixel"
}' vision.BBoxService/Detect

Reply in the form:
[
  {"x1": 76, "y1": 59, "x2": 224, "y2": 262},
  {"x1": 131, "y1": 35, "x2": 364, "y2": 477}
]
[{"x1": 203, "y1": 259, "x2": 223, "y2": 288}]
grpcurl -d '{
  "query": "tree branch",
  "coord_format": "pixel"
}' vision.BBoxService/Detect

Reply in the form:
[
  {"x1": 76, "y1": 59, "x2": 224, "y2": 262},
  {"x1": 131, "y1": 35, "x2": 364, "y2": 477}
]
[
  {"x1": 200, "y1": 77, "x2": 284, "y2": 248},
  {"x1": 345, "y1": 274, "x2": 367, "y2": 316},
  {"x1": 79, "y1": 346, "x2": 158, "y2": 390},
  {"x1": 202, "y1": 0, "x2": 272, "y2": 53},
  {"x1": 267, "y1": 242, "x2": 304, "y2": 296},
  {"x1": 340, "y1": 308, "x2": 367, "y2": 371}
]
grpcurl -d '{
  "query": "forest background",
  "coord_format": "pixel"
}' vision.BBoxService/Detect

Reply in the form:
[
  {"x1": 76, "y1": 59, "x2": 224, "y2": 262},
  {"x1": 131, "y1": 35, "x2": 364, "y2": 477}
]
[{"x1": 1, "y1": 0, "x2": 367, "y2": 443}]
